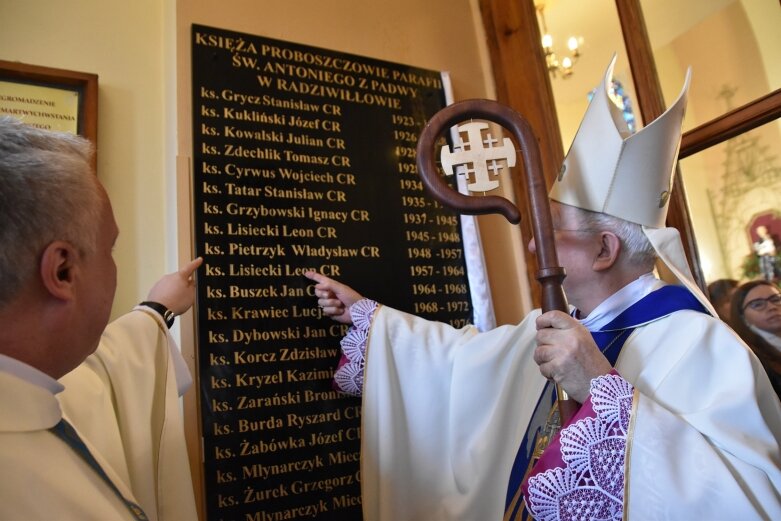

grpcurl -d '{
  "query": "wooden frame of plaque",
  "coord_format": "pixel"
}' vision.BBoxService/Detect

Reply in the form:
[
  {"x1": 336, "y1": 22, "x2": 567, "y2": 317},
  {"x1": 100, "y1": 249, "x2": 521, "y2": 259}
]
[{"x1": 0, "y1": 60, "x2": 98, "y2": 171}]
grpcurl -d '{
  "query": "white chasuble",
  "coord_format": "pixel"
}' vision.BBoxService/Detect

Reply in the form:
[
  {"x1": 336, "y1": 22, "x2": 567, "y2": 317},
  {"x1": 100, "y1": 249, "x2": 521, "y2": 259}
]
[
  {"x1": 360, "y1": 306, "x2": 781, "y2": 520},
  {"x1": 59, "y1": 310, "x2": 197, "y2": 521}
]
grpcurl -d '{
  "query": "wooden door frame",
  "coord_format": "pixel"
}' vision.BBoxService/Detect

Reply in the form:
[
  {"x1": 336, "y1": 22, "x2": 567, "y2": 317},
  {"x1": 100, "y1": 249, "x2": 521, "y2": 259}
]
[{"x1": 478, "y1": 0, "x2": 564, "y2": 307}]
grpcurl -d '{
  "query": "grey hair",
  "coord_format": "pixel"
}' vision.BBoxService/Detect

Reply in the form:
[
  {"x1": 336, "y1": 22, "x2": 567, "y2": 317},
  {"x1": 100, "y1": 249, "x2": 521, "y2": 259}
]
[
  {"x1": 0, "y1": 116, "x2": 101, "y2": 305},
  {"x1": 572, "y1": 206, "x2": 658, "y2": 271}
]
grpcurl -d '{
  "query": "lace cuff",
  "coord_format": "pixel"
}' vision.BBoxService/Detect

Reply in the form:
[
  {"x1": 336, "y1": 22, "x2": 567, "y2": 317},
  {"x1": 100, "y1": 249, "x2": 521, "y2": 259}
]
[
  {"x1": 333, "y1": 299, "x2": 378, "y2": 396},
  {"x1": 524, "y1": 372, "x2": 634, "y2": 521}
]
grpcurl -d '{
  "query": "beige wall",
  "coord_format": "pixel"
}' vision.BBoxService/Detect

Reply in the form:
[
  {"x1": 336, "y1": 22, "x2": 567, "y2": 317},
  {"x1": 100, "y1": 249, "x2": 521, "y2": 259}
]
[
  {"x1": 1, "y1": 0, "x2": 173, "y2": 318},
  {"x1": 1, "y1": 0, "x2": 529, "y2": 325}
]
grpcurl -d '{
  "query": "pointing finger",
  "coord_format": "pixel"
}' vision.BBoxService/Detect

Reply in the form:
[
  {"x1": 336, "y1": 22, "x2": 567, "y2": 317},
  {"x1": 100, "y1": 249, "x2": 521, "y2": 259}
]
[{"x1": 179, "y1": 257, "x2": 204, "y2": 279}]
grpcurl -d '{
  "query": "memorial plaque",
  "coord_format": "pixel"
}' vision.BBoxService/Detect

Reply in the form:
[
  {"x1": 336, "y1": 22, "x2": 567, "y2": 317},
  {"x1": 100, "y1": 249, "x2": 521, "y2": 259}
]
[{"x1": 192, "y1": 24, "x2": 477, "y2": 520}]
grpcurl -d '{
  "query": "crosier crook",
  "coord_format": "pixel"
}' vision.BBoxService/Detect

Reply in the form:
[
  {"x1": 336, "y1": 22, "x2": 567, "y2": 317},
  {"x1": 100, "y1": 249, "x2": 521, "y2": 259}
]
[{"x1": 416, "y1": 99, "x2": 577, "y2": 424}]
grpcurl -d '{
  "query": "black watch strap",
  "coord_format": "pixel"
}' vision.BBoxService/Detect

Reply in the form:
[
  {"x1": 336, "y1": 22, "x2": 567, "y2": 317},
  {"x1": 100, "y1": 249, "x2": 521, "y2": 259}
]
[{"x1": 139, "y1": 301, "x2": 176, "y2": 329}]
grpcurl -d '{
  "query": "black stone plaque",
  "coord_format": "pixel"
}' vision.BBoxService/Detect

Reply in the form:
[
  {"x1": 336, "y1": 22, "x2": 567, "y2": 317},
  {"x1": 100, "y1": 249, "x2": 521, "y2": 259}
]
[{"x1": 192, "y1": 24, "x2": 474, "y2": 520}]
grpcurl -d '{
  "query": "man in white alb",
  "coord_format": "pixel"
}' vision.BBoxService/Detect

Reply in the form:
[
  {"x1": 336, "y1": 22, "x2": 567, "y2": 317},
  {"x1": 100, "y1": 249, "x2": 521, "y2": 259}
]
[{"x1": 0, "y1": 116, "x2": 200, "y2": 520}]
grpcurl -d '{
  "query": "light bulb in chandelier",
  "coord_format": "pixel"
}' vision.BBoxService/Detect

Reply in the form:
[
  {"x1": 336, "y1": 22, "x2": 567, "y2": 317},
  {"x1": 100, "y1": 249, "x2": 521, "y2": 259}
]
[
  {"x1": 567, "y1": 36, "x2": 580, "y2": 56},
  {"x1": 536, "y1": 5, "x2": 583, "y2": 79}
]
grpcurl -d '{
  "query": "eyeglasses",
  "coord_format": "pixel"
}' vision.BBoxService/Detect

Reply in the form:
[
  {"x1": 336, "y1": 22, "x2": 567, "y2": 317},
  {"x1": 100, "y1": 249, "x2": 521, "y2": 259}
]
[{"x1": 743, "y1": 293, "x2": 781, "y2": 312}]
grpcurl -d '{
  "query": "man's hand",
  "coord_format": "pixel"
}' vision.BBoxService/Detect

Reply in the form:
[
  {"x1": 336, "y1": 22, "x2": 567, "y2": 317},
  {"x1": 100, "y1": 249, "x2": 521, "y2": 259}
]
[
  {"x1": 146, "y1": 257, "x2": 203, "y2": 314},
  {"x1": 534, "y1": 310, "x2": 612, "y2": 403},
  {"x1": 304, "y1": 271, "x2": 363, "y2": 325}
]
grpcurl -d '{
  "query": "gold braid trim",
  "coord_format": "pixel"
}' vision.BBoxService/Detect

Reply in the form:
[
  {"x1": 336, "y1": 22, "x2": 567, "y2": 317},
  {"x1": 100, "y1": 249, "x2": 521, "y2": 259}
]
[{"x1": 622, "y1": 387, "x2": 640, "y2": 521}]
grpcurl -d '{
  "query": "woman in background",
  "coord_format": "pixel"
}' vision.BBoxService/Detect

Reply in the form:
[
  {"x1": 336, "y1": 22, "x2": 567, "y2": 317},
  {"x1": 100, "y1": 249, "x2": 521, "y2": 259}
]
[{"x1": 731, "y1": 280, "x2": 781, "y2": 398}]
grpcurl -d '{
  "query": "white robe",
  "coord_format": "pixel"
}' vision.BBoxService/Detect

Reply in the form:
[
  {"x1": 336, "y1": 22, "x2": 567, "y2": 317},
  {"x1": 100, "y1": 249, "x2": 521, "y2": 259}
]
[
  {"x1": 360, "y1": 305, "x2": 781, "y2": 520},
  {"x1": 0, "y1": 310, "x2": 197, "y2": 521}
]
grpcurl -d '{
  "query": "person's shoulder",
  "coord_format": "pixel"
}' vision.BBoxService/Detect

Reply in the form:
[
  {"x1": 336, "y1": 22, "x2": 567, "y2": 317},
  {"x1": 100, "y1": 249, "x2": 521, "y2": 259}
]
[
  {"x1": 642, "y1": 309, "x2": 749, "y2": 356},
  {"x1": 104, "y1": 307, "x2": 169, "y2": 335},
  {"x1": 95, "y1": 308, "x2": 168, "y2": 361},
  {"x1": 649, "y1": 308, "x2": 728, "y2": 332}
]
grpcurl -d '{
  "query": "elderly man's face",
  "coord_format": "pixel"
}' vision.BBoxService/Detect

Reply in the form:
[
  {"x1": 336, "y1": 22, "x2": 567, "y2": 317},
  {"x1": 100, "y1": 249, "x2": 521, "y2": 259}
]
[{"x1": 528, "y1": 202, "x2": 603, "y2": 309}]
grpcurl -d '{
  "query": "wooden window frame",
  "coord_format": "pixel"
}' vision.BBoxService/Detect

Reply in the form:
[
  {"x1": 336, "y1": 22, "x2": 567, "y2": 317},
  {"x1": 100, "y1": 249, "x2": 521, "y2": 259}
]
[{"x1": 679, "y1": 89, "x2": 781, "y2": 160}]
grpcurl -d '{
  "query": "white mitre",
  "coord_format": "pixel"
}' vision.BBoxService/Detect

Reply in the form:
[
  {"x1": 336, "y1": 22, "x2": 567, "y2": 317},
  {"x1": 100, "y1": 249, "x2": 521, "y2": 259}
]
[{"x1": 549, "y1": 55, "x2": 716, "y2": 315}]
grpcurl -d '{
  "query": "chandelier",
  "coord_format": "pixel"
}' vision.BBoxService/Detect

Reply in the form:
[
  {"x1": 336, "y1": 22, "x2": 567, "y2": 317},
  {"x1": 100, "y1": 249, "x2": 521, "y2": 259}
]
[{"x1": 536, "y1": 4, "x2": 582, "y2": 79}]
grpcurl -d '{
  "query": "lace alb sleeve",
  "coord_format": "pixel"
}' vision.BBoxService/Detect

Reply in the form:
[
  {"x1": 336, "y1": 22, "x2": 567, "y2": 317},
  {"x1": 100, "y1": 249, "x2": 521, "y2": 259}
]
[
  {"x1": 525, "y1": 373, "x2": 634, "y2": 521},
  {"x1": 333, "y1": 299, "x2": 378, "y2": 396}
]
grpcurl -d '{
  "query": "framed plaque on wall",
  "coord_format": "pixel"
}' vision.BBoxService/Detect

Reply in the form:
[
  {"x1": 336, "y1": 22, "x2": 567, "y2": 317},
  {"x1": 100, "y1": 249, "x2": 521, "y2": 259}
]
[
  {"x1": 190, "y1": 24, "x2": 494, "y2": 520},
  {"x1": 0, "y1": 60, "x2": 98, "y2": 168}
]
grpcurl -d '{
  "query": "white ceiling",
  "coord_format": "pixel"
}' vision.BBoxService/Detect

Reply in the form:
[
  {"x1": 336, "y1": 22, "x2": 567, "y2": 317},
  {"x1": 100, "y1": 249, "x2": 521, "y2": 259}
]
[{"x1": 540, "y1": 0, "x2": 736, "y2": 103}]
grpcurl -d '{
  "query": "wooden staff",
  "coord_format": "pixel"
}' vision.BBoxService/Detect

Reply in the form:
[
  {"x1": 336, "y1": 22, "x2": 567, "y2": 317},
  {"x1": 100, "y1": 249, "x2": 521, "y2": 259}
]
[{"x1": 416, "y1": 99, "x2": 577, "y2": 424}]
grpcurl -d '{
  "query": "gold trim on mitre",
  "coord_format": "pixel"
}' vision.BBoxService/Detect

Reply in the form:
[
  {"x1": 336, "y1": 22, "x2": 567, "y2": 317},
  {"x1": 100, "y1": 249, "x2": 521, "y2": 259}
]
[{"x1": 550, "y1": 54, "x2": 690, "y2": 229}]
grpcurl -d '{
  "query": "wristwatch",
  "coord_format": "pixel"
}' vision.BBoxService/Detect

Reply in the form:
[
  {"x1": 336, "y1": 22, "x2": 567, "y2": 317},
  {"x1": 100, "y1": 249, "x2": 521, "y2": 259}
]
[{"x1": 139, "y1": 301, "x2": 176, "y2": 329}]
